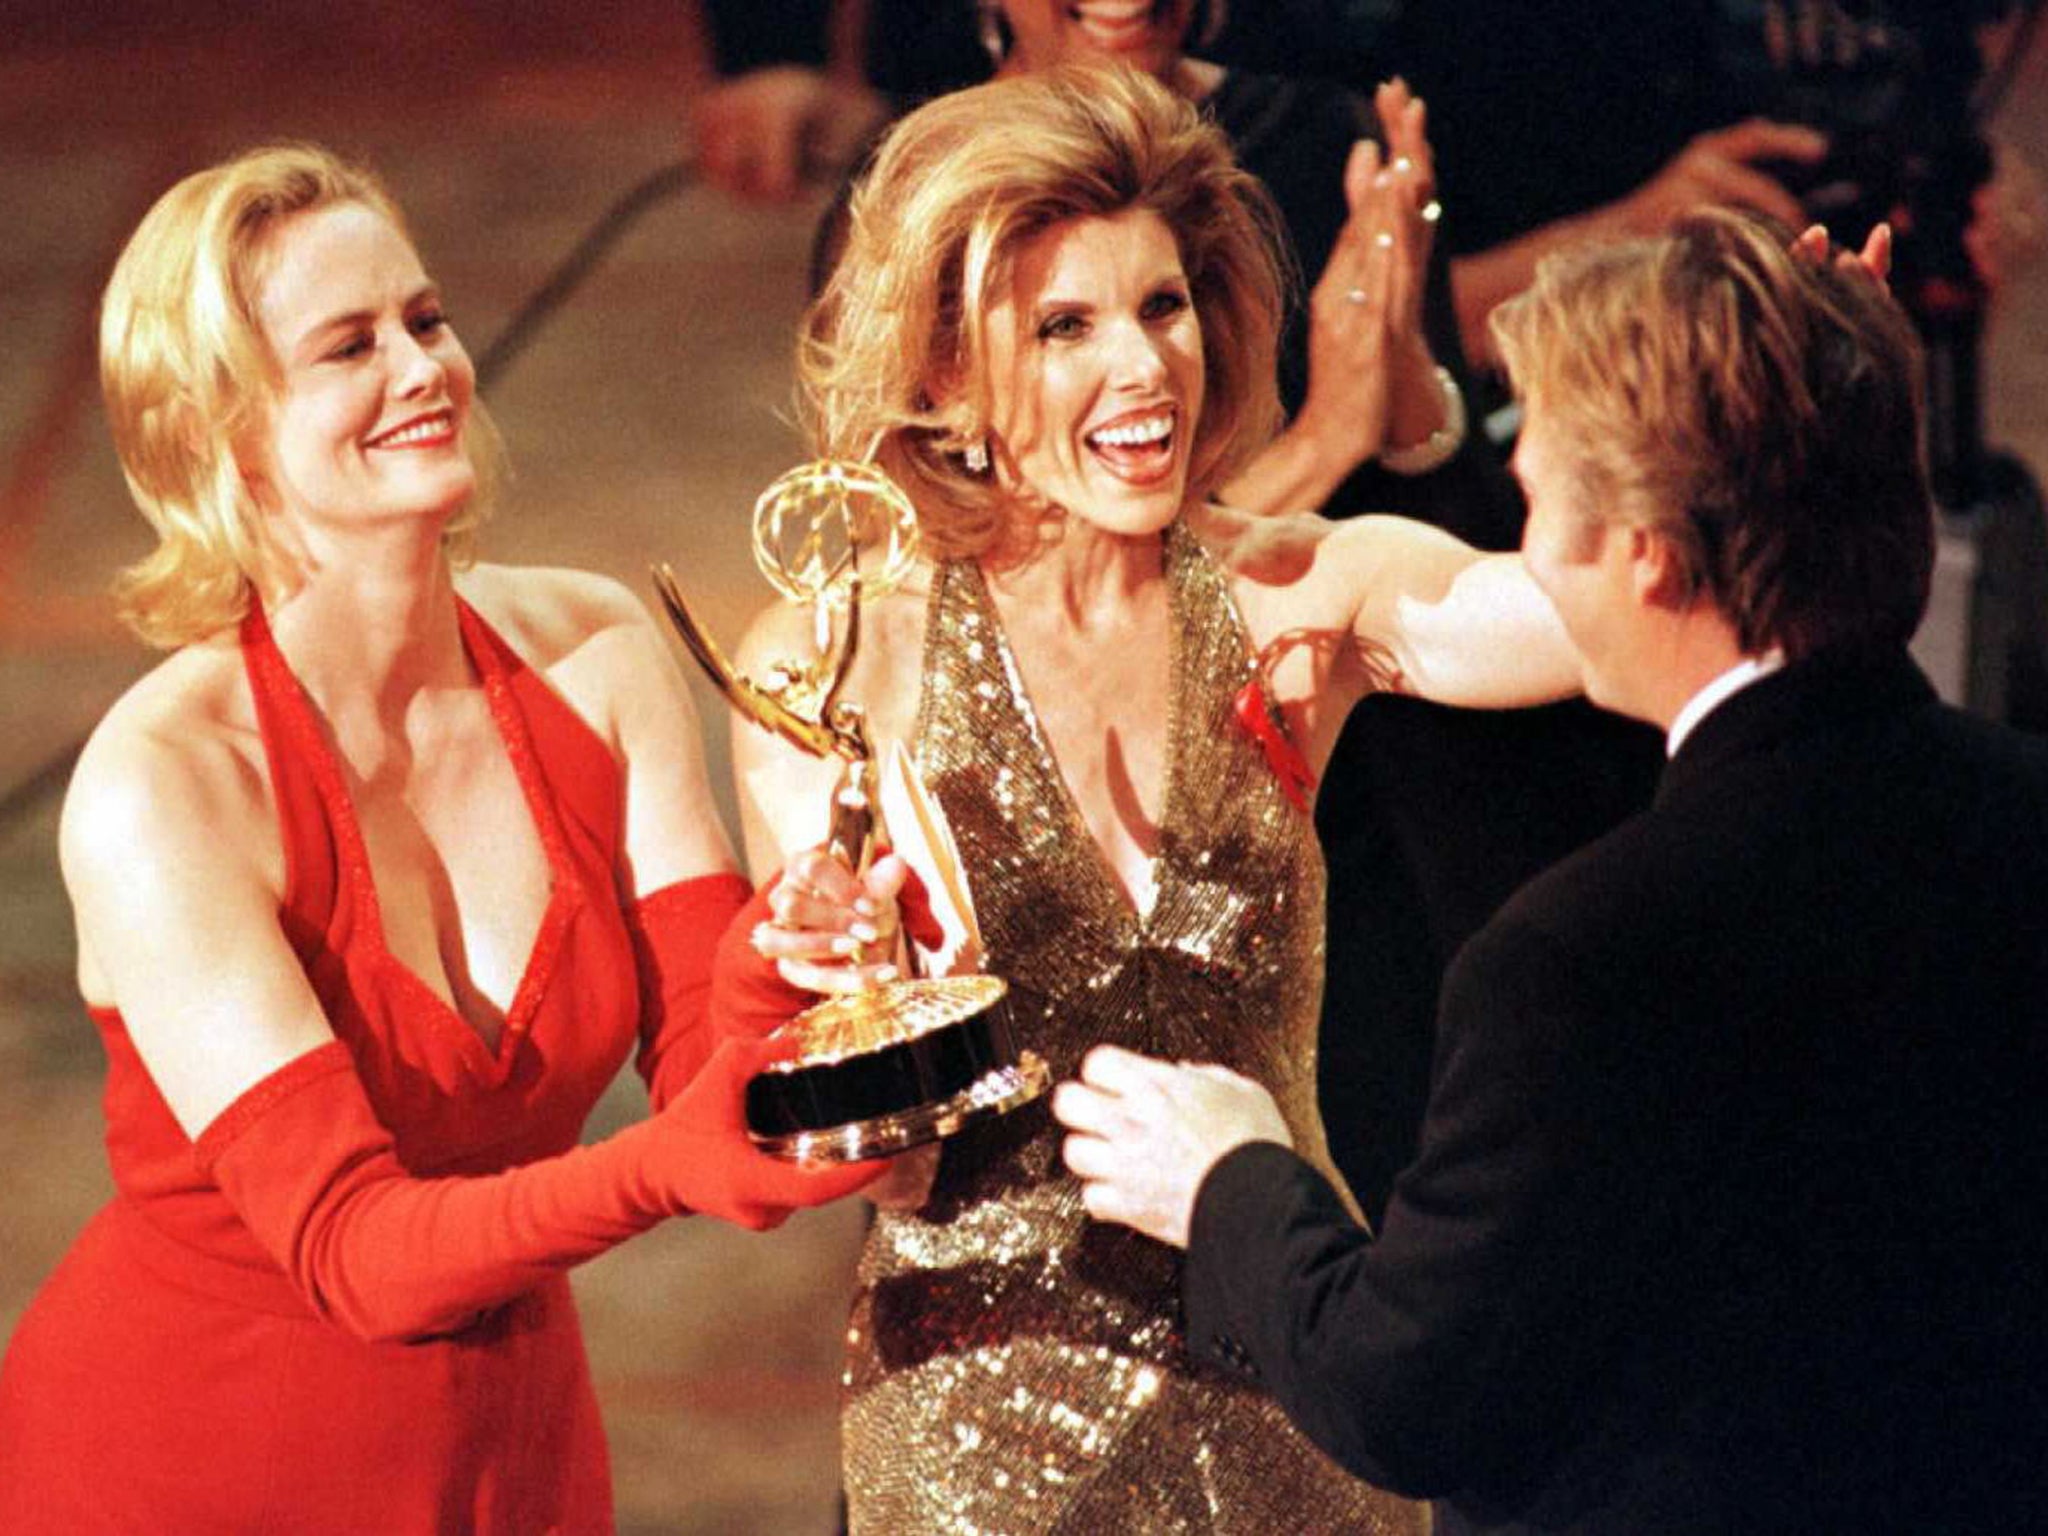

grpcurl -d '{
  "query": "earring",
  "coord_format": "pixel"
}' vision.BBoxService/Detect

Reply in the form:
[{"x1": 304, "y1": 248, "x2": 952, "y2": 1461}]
[
  {"x1": 964, "y1": 438, "x2": 990, "y2": 474},
  {"x1": 975, "y1": 1, "x2": 1010, "y2": 66}
]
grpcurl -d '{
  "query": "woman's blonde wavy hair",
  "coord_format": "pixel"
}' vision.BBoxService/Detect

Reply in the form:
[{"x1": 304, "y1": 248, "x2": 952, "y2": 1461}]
[
  {"x1": 99, "y1": 142, "x2": 501, "y2": 649},
  {"x1": 799, "y1": 64, "x2": 1286, "y2": 560}
]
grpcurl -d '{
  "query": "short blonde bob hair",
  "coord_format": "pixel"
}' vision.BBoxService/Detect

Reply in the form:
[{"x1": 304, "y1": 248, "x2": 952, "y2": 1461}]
[
  {"x1": 800, "y1": 64, "x2": 1286, "y2": 560},
  {"x1": 99, "y1": 142, "x2": 499, "y2": 649},
  {"x1": 1492, "y1": 208, "x2": 1932, "y2": 660}
]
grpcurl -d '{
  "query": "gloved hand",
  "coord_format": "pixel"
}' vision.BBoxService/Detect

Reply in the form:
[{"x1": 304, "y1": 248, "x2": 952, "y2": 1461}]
[{"x1": 655, "y1": 1029, "x2": 886, "y2": 1229}]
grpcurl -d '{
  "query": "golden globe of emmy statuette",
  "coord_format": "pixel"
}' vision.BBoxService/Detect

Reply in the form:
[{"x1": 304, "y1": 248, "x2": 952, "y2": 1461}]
[{"x1": 652, "y1": 459, "x2": 1049, "y2": 1163}]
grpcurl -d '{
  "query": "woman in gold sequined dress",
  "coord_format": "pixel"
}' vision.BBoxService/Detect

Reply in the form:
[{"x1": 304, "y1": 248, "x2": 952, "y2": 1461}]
[{"x1": 732, "y1": 66, "x2": 1583, "y2": 1535}]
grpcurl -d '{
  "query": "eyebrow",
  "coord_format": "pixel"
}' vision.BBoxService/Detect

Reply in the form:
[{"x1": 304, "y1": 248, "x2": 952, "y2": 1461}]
[{"x1": 1030, "y1": 274, "x2": 1190, "y2": 317}]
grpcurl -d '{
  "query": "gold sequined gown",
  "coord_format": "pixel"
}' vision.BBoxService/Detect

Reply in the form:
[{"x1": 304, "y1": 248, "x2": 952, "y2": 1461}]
[{"x1": 841, "y1": 524, "x2": 1426, "y2": 1534}]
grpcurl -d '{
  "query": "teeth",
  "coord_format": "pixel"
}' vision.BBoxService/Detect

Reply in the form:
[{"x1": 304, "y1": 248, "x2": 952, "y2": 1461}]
[
  {"x1": 1090, "y1": 414, "x2": 1172, "y2": 449},
  {"x1": 372, "y1": 414, "x2": 451, "y2": 448}
]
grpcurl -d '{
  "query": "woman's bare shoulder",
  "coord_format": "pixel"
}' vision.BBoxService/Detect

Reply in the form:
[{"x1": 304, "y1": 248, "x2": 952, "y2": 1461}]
[
  {"x1": 1193, "y1": 502, "x2": 1455, "y2": 604},
  {"x1": 1186, "y1": 501, "x2": 1336, "y2": 587},
  {"x1": 457, "y1": 562, "x2": 654, "y2": 665},
  {"x1": 60, "y1": 635, "x2": 271, "y2": 893},
  {"x1": 458, "y1": 562, "x2": 717, "y2": 761},
  {"x1": 1186, "y1": 504, "x2": 1367, "y2": 652}
]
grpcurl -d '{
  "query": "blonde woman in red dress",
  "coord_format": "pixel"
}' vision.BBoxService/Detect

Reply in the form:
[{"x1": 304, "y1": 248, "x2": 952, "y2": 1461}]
[{"x1": 0, "y1": 143, "x2": 883, "y2": 1533}]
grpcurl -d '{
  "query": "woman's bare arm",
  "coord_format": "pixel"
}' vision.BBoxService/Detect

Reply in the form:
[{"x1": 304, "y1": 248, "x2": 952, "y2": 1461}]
[{"x1": 62, "y1": 714, "x2": 338, "y2": 1137}]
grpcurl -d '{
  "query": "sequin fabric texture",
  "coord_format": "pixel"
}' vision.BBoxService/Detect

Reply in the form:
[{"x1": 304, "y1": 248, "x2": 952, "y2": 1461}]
[{"x1": 840, "y1": 524, "x2": 1426, "y2": 1534}]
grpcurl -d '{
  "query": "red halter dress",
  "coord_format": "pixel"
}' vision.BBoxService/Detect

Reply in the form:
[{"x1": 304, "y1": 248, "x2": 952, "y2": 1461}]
[{"x1": 0, "y1": 599, "x2": 748, "y2": 1534}]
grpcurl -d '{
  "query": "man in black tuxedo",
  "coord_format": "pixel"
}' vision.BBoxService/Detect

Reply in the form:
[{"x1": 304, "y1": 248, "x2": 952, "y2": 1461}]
[{"x1": 1053, "y1": 209, "x2": 2048, "y2": 1534}]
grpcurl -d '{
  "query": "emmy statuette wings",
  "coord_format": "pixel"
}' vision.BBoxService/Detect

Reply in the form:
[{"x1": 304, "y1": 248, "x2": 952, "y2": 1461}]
[{"x1": 652, "y1": 459, "x2": 1048, "y2": 1163}]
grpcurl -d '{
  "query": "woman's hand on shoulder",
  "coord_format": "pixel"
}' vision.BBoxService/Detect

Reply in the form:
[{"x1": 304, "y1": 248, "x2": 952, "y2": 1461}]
[{"x1": 59, "y1": 684, "x2": 334, "y2": 1137}]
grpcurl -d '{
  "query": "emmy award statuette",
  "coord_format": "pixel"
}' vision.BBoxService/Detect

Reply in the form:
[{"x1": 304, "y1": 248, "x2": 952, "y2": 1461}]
[{"x1": 652, "y1": 460, "x2": 1048, "y2": 1163}]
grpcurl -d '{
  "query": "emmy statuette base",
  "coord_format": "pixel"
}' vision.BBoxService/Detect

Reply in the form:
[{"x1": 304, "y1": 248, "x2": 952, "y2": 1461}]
[{"x1": 750, "y1": 1052, "x2": 1051, "y2": 1164}]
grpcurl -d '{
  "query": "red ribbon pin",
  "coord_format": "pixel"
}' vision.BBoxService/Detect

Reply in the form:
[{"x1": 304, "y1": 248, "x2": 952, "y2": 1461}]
[{"x1": 1232, "y1": 678, "x2": 1317, "y2": 813}]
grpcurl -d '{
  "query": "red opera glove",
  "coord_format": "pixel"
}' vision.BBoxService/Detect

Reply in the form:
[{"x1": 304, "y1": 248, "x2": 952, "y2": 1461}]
[
  {"x1": 669, "y1": 1030, "x2": 887, "y2": 1225},
  {"x1": 625, "y1": 870, "x2": 751, "y2": 1111},
  {"x1": 1233, "y1": 678, "x2": 1318, "y2": 812},
  {"x1": 711, "y1": 874, "x2": 815, "y2": 1041},
  {"x1": 197, "y1": 1034, "x2": 882, "y2": 1345}
]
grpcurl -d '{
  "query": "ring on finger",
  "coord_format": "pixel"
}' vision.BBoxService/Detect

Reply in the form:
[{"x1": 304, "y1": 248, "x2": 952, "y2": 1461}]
[
  {"x1": 1344, "y1": 286, "x2": 1370, "y2": 305},
  {"x1": 1421, "y1": 199, "x2": 1443, "y2": 225},
  {"x1": 1373, "y1": 231, "x2": 1395, "y2": 250},
  {"x1": 1392, "y1": 155, "x2": 1414, "y2": 174}
]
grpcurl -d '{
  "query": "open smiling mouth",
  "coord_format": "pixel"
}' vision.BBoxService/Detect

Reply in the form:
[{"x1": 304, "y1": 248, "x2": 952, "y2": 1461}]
[
  {"x1": 1084, "y1": 408, "x2": 1178, "y2": 484},
  {"x1": 366, "y1": 410, "x2": 457, "y2": 449},
  {"x1": 1070, "y1": 1, "x2": 1176, "y2": 45}
]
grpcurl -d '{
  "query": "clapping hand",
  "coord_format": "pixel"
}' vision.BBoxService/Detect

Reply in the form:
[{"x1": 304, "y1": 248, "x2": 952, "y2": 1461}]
[{"x1": 1297, "y1": 79, "x2": 1445, "y2": 478}]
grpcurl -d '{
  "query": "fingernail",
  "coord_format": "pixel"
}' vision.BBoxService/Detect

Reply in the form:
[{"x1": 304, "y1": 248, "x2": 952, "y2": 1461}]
[
  {"x1": 849, "y1": 921, "x2": 880, "y2": 943},
  {"x1": 873, "y1": 965, "x2": 901, "y2": 983},
  {"x1": 751, "y1": 924, "x2": 775, "y2": 950},
  {"x1": 853, "y1": 898, "x2": 878, "y2": 918},
  {"x1": 832, "y1": 935, "x2": 861, "y2": 956}
]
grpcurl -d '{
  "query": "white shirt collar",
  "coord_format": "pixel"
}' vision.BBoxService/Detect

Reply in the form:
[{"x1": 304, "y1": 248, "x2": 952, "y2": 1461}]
[{"x1": 1666, "y1": 651, "x2": 1787, "y2": 757}]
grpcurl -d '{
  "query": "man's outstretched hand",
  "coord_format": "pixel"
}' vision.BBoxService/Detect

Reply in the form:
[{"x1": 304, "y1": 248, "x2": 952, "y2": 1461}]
[{"x1": 1053, "y1": 1045, "x2": 1294, "y2": 1249}]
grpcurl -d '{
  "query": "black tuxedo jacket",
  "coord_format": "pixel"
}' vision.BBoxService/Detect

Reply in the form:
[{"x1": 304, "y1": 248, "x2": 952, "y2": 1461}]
[{"x1": 1185, "y1": 648, "x2": 2048, "y2": 1534}]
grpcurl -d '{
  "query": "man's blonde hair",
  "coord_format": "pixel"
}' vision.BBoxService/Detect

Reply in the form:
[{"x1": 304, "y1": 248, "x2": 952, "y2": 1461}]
[
  {"x1": 99, "y1": 142, "x2": 500, "y2": 649},
  {"x1": 1492, "y1": 209, "x2": 1932, "y2": 658},
  {"x1": 800, "y1": 64, "x2": 1286, "y2": 559}
]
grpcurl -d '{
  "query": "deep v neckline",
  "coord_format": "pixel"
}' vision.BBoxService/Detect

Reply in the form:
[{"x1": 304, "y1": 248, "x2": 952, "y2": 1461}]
[
  {"x1": 965, "y1": 528, "x2": 1188, "y2": 929},
  {"x1": 250, "y1": 598, "x2": 584, "y2": 1086}
]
